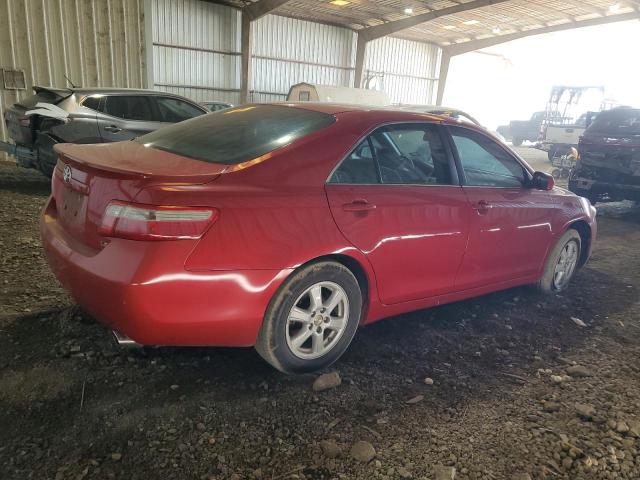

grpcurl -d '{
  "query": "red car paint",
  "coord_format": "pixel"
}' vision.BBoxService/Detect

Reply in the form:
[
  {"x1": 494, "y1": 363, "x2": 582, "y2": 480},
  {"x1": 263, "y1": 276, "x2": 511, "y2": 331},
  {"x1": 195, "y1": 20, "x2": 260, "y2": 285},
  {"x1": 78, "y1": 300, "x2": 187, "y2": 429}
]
[{"x1": 40, "y1": 104, "x2": 597, "y2": 347}]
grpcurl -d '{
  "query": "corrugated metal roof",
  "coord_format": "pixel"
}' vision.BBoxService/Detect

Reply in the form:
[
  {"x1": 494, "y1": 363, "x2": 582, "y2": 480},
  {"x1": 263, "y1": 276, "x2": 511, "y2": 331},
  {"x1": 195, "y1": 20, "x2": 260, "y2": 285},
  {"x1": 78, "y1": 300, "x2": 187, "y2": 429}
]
[{"x1": 217, "y1": 0, "x2": 639, "y2": 47}]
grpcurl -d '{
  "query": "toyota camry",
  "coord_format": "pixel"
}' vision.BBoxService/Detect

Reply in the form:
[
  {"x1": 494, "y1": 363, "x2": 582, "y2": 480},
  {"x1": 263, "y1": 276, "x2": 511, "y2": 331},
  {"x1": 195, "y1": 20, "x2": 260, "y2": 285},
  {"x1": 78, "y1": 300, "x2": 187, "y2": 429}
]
[{"x1": 40, "y1": 103, "x2": 597, "y2": 373}]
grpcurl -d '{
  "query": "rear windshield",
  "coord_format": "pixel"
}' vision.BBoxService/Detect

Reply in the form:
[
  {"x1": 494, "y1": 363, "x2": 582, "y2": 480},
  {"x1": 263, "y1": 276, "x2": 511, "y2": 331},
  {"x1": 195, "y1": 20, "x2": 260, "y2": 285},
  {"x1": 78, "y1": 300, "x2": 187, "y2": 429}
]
[
  {"x1": 587, "y1": 109, "x2": 640, "y2": 136},
  {"x1": 136, "y1": 105, "x2": 335, "y2": 164}
]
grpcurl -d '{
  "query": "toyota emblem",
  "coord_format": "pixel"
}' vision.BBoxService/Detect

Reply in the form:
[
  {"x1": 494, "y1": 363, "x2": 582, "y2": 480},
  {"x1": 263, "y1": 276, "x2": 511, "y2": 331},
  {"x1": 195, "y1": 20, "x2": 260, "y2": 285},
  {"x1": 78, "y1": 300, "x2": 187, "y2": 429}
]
[{"x1": 63, "y1": 165, "x2": 72, "y2": 183}]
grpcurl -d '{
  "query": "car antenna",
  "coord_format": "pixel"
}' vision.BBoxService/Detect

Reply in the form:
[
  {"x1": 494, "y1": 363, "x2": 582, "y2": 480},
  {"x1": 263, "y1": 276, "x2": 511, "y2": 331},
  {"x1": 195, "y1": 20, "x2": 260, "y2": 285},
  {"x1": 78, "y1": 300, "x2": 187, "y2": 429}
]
[{"x1": 64, "y1": 74, "x2": 78, "y2": 89}]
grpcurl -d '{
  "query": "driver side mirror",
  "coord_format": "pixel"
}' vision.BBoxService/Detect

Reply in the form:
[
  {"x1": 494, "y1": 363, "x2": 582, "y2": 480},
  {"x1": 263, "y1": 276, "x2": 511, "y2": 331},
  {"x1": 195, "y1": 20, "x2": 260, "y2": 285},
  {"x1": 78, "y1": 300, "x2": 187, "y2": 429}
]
[{"x1": 531, "y1": 171, "x2": 555, "y2": 191}]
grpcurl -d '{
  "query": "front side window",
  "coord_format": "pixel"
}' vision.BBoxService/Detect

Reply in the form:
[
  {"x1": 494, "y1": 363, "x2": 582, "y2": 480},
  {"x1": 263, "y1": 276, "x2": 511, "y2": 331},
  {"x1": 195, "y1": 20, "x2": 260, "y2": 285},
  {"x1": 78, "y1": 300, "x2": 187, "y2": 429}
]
[
  {"x1": 104, "y1": 95, "x2": 154, "y2": 121},
  {"x1": 206, "y1": 103, "x2": 232, "y2": 112},
  {"x1": 81, "y1": 95, "x2": 103, "y2": 112},
  {"x1": 136, "y1": 105, "x2": 335, "y2": 165},
  {"x1": 373, "y1": 125, "x2": 452, "y2": 185},
  {"x1": 450, "y1": 126, "x2": 526, "y2": 188},
  {"x1": 154, "y1": 97, "x2": 205, "y2": 122}
]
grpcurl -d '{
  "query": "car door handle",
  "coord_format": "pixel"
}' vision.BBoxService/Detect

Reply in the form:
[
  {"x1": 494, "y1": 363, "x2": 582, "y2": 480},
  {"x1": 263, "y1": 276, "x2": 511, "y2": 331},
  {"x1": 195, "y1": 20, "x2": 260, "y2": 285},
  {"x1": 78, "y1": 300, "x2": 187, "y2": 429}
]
[
  {"x1": 104, "y1": 125, "x2": 122, "y2": 133},
  {"x1": 342, "y1": 199, "x2": 376, "y2": 212},
  {"x1": 472, "y1": 200, "x2": 492, "y2": 214}
]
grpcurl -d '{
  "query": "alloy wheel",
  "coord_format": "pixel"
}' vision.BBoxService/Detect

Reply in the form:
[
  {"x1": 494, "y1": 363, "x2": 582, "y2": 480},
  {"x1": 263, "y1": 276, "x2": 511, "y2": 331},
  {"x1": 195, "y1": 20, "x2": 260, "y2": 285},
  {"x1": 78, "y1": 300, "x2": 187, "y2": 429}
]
[
  {"x1": 553, "y1": 240, "x2": 579, "y2": 290},
  {"x1": 285, "y1": 281, "x2": 349, "y2": 360}
]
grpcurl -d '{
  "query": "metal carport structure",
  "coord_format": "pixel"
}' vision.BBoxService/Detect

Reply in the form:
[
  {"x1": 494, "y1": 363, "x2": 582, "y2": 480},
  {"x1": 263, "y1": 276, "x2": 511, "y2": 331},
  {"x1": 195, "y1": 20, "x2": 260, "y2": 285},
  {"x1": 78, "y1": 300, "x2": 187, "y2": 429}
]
[{"x1": 220, "y1": 0, "x2": 640, "y2": 102}]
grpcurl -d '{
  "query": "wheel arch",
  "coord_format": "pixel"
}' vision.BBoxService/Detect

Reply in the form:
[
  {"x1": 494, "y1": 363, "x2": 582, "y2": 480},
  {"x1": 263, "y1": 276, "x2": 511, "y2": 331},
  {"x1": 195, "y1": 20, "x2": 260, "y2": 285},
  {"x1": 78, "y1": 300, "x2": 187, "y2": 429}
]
[
  {"x1": 567, "y1": 219, "x2": 591, "y2": 268},
  {"x1": 282, "y1": 253, "x2": 374, "y2": 324}
]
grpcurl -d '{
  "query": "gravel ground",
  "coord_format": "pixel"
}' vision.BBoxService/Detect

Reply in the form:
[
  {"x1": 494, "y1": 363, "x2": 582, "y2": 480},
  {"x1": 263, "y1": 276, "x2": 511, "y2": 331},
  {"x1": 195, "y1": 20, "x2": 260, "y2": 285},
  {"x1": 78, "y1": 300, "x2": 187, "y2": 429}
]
[{"x1": 1, "y1": 153, "x2": 640, "y2": 480}]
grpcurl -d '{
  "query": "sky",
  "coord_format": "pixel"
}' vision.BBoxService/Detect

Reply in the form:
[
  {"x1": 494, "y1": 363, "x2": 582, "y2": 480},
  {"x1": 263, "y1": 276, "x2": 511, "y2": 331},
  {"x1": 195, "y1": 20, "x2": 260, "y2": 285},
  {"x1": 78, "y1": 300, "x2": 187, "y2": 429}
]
[{"x1": 442, "y1": 20, "x2": 640, "y2": 131}]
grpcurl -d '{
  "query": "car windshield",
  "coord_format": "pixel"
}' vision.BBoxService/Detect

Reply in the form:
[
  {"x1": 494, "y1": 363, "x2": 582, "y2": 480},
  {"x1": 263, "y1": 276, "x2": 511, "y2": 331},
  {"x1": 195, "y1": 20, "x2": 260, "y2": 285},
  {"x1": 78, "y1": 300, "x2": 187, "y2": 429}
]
[
  {"x1": 136, "y1": 105, "x2": 335, "y2": 164},
  {"x1": 587, "y1": 109, "x2": 640, "y2": 136}
]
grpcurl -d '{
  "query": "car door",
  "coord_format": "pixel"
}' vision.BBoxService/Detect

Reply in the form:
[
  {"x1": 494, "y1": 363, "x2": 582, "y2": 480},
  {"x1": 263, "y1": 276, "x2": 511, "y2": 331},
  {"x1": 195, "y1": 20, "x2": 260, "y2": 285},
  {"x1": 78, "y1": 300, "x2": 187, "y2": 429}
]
[
  {"x1": 446, "y1": 125, "x2": 558, "y2": 290},
  {"x1": 325, "y1": 123, "x2": 470, "y2": 305},
  {"x1": 97, "y1": 95, "x2": 165, "y2": 142}
]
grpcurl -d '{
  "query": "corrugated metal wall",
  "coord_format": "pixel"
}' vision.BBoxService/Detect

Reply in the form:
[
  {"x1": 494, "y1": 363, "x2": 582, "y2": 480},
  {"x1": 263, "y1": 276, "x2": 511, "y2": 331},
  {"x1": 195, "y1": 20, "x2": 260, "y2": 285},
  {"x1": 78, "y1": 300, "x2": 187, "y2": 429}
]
[
  {"x1": 151, "y1": 0, "x2": 241, "y2": 104},
  {"x1": 149, "y1": 0, "x2": 444, "y2": 105},
  {"x1": 0, "y1": 0, "x2": 147, "y2": 145},
  {"x1": 251, "y1": 15, "x2": 355, "y2": 103},
  {"x1": 365, "y1": 36, "x2": 441, "y2": 105},
  {"x1": 1, "y1": 0, "x2": 443, "y2": 152}
]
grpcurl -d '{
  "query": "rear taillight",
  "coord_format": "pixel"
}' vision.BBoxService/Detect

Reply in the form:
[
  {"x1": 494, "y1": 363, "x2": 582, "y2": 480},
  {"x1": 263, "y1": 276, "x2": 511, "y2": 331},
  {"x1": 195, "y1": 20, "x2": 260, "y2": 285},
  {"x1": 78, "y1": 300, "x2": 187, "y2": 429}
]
[
  {"x1": 18, "y1": 115, "x2": 31, "y2": 127},
  {"x1": 99, "y1": 201, "x2": 218, "y2": 241}
]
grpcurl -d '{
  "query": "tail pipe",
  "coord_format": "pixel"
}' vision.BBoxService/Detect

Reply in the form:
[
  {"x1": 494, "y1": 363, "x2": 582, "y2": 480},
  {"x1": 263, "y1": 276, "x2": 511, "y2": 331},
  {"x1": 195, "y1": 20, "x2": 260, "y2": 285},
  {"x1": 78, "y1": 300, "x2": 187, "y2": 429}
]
[{"x1": 112, "y1": 330, "x2": 141, "y2": 348}]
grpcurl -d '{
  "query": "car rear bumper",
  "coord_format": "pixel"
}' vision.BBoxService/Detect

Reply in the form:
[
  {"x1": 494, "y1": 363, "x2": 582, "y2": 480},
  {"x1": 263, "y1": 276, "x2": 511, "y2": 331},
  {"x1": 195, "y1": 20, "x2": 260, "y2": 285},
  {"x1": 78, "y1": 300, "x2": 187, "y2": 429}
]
[
  {"x1": 0, "y1": 140, "x2": 37, "y2": 168},
  {"x1": 40, "y1": 197, "x2": 291, "y2": 347}
]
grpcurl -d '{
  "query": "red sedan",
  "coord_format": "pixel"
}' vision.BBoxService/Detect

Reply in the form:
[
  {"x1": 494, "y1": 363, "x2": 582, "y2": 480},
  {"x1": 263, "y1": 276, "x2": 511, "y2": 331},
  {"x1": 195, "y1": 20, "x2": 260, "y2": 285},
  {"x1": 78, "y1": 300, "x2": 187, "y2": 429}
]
[{"x1": 41, "y1": 103, "x2": 597, "y2": 373}]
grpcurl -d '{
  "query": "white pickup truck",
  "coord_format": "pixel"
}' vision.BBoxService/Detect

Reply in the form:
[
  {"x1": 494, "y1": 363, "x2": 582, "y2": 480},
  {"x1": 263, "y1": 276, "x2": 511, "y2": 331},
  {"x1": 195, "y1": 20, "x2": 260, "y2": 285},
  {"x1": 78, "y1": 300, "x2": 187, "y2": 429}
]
[{"x1": 537, "y1": 112, "x2": 599, "y2": 161}]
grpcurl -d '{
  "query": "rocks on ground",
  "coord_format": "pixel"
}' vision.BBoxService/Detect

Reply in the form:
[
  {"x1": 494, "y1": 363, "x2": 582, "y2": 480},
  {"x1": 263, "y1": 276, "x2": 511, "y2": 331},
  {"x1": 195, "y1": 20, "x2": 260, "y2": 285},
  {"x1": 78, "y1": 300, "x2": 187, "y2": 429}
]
[
  {"x1": 566, "y1": 365, "x2": 592, "y2": 377},
  {"x1": 320, "y1": 439, "x2": 341, "y2": 459},
  {"x1": 312, "y1": 372, "x2": 341, "y2": 392},
  {"x1": 433, "y1": 465, "x2": 456, "y2": 480},
  {"x1": 350, "y1": 441, "x2": 376, "y2": 463},
  {"x1": 575, "y1": 403, "x2": 596, "y2": 420}
]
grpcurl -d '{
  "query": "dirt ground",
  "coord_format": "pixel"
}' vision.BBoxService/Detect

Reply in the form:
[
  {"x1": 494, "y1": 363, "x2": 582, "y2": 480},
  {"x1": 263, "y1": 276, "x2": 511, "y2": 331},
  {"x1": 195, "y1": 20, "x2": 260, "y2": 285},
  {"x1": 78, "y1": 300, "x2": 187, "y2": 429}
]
[{"x1": 1, "y1": 149, "x2": 640, "y2": 480}]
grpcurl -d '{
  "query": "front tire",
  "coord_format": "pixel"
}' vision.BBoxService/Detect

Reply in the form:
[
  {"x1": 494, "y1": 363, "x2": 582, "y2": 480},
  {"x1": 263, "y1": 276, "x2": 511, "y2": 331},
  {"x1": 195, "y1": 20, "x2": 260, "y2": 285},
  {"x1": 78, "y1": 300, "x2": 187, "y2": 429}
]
[
  {"x1": 537, "y1": 230, "x2": 581, "y2": 293},
  {"x1": 255, "y1": 261, "x2": 362, "y2": 374}
]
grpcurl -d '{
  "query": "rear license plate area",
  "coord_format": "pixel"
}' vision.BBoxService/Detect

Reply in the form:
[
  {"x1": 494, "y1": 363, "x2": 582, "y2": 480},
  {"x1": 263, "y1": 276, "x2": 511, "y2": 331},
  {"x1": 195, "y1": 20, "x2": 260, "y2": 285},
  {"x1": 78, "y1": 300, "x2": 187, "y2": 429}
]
[{"x1": 59, "y1": 186, "x2": 86, "y2": 227}]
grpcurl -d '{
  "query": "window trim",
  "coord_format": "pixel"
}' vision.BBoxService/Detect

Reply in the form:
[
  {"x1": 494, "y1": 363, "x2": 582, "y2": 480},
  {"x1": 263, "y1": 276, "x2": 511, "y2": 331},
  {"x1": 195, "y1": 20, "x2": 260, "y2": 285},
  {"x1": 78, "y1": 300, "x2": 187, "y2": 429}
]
[
  {"x1": 444, "y1": 124, "x2": 534, "y2": 190},
  {"x1": 326, "y1": 121, "x2": 460, "y2": 187}
]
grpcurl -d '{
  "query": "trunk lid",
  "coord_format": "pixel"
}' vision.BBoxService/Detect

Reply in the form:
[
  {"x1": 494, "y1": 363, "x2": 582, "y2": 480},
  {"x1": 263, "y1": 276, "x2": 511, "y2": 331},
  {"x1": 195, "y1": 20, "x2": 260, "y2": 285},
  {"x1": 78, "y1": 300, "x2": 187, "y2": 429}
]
[
  {"x1": 51, "y1": 141, "x2": 229, "y2": 250},
  {"x1": 5, "y1": 87, "x2": 73, "y2": 145}
]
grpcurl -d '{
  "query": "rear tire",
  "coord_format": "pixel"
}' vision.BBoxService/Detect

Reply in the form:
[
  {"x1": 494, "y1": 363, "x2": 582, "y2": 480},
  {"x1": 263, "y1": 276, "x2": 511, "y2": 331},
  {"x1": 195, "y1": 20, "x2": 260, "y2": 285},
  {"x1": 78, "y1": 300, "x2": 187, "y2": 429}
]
[
  {"x1": 537, "y1": 230, "x2": 581, "y2": 293},
  {"x1": 513, "y1": 137, "x2": 523, "y2": 147},
  {"x1": 255, "y1": 261, "x2": 362, "y2": 374}
]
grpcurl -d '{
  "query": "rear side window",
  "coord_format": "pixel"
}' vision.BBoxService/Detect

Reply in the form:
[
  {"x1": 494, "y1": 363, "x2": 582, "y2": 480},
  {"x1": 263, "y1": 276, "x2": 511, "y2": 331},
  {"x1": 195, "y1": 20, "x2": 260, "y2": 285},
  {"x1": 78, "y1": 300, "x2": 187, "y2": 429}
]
[
  {"x1": 587, "y1": 109, "x2": 640, "y2": 135},
  {"x1": 154, "y1": 97, "x2": 204, "y2": 122},
  {"x1": 330, "y1": 123, "x2": 453, "y2": 185},
  {"x1": 136, "y1": 105, "x2": 335, "y2": 165},
  {"x1": 105, "y1": 96, "x2": 154, "y2": 121},
  {"x1": 330, "y1": 139, "x2": 379, "y2": 184}
]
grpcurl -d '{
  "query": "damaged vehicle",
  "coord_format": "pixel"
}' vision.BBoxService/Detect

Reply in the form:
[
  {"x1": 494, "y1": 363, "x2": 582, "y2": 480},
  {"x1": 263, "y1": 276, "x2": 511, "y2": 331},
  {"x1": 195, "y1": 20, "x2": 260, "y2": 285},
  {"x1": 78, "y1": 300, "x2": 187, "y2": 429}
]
[
  {"x1": 1, "y1": 86, "x2": 207, "y2": 177},
  {"x1": 569, "y1": 107, "x2": 640, "y2": 204}
]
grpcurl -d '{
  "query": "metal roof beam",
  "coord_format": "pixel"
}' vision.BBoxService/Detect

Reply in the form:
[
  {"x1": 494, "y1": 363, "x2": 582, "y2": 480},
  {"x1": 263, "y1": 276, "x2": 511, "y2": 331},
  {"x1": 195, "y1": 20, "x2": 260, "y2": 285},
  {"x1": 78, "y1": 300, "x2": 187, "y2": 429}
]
[
  {"x1": 240, "y1": 0, "x2": 293, "y2": 103},
  {"x1": 445, "y1": 11, "x2": 640, "y2": 56},
  {"x1": 358, "y1": 0, "x2": 513, "y2": 41},
  {"x1": 244, "y1": 0, "x2": 292, "y2": 21}
]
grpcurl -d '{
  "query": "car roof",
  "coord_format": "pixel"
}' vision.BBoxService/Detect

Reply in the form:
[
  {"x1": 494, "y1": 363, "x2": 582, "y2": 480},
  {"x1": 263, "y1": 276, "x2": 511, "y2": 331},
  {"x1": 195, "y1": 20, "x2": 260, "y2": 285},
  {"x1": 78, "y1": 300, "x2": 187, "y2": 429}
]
[
  {"x1": 72, "y1": 87, "x2": 181, "y2": 96},
  {"x1": 263, "y1": 102, "x2": 467, "y2": 126},
  {"x1": 33, "y1": 85, "x2": 199, "y2": 98}
]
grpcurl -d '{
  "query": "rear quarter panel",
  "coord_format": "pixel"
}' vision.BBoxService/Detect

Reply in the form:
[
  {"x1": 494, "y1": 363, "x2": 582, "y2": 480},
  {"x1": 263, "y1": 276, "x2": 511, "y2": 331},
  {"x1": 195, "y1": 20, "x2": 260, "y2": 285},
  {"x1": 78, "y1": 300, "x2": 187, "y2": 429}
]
[{"x1": 128, "y1": 113, "x2": 378, "y2": 271}]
